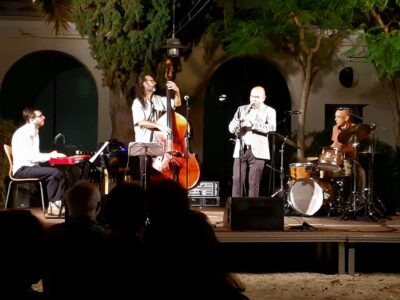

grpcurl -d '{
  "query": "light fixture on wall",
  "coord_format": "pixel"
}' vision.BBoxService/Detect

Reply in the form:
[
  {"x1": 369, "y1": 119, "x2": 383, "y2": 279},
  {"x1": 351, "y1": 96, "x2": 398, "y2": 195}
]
[{"x1": 163, "y1": 0, "x2": 186, "y2": 57}]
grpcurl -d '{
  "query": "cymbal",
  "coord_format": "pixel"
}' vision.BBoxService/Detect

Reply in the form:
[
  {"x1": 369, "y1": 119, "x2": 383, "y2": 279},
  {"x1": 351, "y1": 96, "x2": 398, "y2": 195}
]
[
  {"x1": 358, "y1": 150, "x2": 380, "y2": 155},
  {"x1": 269, "y1": 131, "x2": 302, "y2": 150},
  {"x1": 305, "y1": 156, "x2": 319, "y2": 162},
  {"x1": 337, "y1": 123, "x2": 372, "y2": 144}
]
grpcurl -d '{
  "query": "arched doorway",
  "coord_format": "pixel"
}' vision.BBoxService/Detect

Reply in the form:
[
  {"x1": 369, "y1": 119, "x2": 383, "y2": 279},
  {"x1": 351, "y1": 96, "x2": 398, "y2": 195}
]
[
  {"x1": 0, "y1": 50, "x2": 98, "y2": 153},
  {"x1": 203, "y1": 57, "x2": 291, "y2": 200}
]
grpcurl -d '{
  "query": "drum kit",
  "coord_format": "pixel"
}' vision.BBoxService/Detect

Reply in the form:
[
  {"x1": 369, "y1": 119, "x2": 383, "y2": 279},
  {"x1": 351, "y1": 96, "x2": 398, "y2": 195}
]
[{"x1": 275, "y1": 123, "x2": 386, "y2": 219}]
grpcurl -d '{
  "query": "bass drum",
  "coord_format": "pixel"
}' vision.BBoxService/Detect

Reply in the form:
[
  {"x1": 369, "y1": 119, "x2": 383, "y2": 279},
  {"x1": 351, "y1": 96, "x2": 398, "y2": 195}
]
[{"x1": 288, "y1": 178, "x2": 334, "y2": 216}]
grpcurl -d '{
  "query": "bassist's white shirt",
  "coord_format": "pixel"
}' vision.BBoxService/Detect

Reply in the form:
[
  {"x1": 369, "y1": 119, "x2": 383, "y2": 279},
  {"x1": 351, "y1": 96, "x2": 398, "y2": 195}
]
[{"x1": 132, "y1": 95, "x2": 175, "y2": 142}]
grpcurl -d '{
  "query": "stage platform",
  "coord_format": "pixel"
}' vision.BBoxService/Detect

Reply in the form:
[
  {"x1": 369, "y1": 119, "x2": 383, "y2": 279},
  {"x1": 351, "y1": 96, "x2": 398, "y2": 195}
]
[
  {"x1": 196, "y1": 207, "x2": 400, "y2": 275},
  {"x1": 27, "y1": 207, "x2": 400, "y2": 275}
]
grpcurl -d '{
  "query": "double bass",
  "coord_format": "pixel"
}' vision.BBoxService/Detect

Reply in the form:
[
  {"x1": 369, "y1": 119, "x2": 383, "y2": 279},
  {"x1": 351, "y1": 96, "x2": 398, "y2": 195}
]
[{"x1": 152, "y1": 58, "x2": 201, "y2": 189}]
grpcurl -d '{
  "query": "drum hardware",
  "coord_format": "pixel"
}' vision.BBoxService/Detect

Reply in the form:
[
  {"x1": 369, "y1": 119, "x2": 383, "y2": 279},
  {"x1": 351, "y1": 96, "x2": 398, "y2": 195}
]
[
  {"x1": 270, "y1": 132, "x2": 301, "y2": 200},
  {"x1": 327, "y1": 178, "x2": 346, "y2": 216},
  {"x1": 340, "y1": 122, "x2": 386, "y2": 220},
  {"x1": 340, "y1": 138, "x2": 368, "y2": 219},
  {"x1": 361, "y1": 125, "x2": 387, "y2": 219}
]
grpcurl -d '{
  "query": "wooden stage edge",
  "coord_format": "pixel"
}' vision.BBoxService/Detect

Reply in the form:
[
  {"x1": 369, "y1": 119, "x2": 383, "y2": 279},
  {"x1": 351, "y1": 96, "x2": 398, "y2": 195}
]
[
  {"x1": 22, "y1": 207, "x2": 400, "y2": 275},
  {"x1": 197, "y1": 207, "x2": 400, "y2": 275}
]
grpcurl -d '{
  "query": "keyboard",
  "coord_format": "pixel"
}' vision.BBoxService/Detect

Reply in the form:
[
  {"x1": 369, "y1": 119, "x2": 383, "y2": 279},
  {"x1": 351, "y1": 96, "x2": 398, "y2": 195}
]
[{"x1": 49, "y1": 154, "x2": 92, "y2": 165}]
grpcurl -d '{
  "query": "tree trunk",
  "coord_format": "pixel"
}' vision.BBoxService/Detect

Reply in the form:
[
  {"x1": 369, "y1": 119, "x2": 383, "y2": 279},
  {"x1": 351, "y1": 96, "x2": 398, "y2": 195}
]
[
  {"x1": 296, "y1": 53, "x2": 315, "y2": 160},
  {"x1": 109, "y1": 89, "x2": 134, "y2": 147},
  {"x1": 389, "y1": 75, "x2": 400, "y2": 148}
]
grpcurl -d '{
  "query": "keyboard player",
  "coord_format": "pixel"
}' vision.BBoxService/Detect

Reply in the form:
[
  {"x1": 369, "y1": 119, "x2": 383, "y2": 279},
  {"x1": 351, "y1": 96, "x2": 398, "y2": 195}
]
[{"x1": 11, "y1": 107, "x2": 67, "y2": 216}]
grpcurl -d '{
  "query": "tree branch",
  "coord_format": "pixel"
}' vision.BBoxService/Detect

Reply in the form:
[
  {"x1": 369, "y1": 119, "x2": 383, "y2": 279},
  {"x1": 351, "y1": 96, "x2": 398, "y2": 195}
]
[{"x1": 370, "y1": 8, "x2": 389, "y2": 35}]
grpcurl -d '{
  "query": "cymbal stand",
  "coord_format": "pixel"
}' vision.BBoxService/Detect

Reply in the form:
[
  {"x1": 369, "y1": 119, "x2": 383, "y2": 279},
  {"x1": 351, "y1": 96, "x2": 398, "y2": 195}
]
[
  {"x1": 362, "y1": 124, "x2": 387, "y2": 219},
  {"x1": 341, "y1": 138, "x2": 367, "y2": 219}
]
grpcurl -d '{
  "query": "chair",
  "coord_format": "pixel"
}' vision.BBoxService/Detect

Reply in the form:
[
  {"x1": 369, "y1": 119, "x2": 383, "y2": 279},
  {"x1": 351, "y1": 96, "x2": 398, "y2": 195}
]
[{"x1": 3, "y1": 144, "x2": 46, "y2": 214}]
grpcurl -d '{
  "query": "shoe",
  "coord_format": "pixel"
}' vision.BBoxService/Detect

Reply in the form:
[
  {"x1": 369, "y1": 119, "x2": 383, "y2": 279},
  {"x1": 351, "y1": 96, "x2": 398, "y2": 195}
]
[{"x1": 46, "y1": 201, "x2": 65, "y2": 217}]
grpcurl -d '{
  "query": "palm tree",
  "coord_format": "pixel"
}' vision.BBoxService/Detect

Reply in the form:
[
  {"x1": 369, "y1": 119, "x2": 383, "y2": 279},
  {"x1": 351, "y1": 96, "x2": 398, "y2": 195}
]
[{"x1": 32, "y1": 0, "x2": 72, "y2": 34}]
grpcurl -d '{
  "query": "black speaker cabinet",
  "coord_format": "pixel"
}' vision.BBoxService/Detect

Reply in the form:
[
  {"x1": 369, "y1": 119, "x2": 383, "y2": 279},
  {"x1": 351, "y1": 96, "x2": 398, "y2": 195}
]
[{"x1": 224, "y1": 197, "x2": 284, "y2": 231}]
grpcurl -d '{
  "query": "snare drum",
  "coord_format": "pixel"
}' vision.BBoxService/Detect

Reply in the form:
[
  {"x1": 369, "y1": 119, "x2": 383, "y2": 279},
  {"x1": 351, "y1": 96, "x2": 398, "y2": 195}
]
[
  {"x1": 288, "y1": 178, "x2": 334, "y2": 216},
  {"x1": 318, "y1": 147, "x2": 343, "y2": 172},
  {"x1": 289, "y1": 162, "x2": 315, "y2": 180}
]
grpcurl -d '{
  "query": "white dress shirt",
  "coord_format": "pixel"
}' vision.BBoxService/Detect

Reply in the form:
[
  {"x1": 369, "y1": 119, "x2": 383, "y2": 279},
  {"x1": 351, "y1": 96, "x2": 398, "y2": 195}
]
[
  {"x1": 131, "y1": 94, "x2": 175, "y2": 142},
  {"x1": 11, "y1": 123, "x2": 51, "y2": 174}
]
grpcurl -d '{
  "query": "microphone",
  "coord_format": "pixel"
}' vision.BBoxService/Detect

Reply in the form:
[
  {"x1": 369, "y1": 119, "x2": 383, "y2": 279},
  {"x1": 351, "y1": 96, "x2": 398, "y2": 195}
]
[
  {"x1": 54, "y1": 133, "x2": 65, "y2": 145},
  {"x1": 287, "y1": 110, "x2": 302, "y2": 115},
  {"x1": 184, "y1": 95, "x2": 190, "y2": 102}
]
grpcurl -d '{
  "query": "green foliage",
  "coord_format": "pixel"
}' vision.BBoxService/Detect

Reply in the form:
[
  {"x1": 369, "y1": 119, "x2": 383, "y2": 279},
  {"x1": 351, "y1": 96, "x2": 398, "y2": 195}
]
[
  {"x1": 206, "y1": 0, "x2": 358, "y2": 67},
  {"x1": 365, "y1": 30, "x2": 400, "y2": 78},
  {"x1": 70, "y1": 0, "x2": 171, "y2": 97},
  {"x1": 354, "y1": 0, "x2": 400, "y2": 79}
]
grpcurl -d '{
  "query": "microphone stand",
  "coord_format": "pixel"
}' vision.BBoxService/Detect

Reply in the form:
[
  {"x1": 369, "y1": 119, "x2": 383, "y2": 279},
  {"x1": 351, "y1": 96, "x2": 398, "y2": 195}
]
[
  {"x1": 237, "y1": 123, "x2": 246, "y2": 197},
  {"x1": 272, "y1": 114, "x2": 290, "y2": 193},
  {"x1": 271, "y1": 138, "x2": 287, "y2": 199}
]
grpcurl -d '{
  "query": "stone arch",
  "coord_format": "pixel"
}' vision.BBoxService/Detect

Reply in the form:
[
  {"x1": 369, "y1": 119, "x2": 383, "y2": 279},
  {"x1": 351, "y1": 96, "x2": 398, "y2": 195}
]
[{"x1": 0, "y1": 50, "x2": 98, "y2": 153}]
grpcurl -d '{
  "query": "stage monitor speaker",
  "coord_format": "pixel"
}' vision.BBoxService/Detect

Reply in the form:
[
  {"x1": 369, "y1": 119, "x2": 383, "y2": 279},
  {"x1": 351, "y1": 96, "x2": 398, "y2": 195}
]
[{"x1": 224, "y1": 197, "x2": 284, "y2": 231}]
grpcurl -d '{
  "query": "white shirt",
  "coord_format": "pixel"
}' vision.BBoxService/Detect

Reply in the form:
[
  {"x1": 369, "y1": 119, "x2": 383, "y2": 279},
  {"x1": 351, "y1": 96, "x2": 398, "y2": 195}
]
[
  {"x1": 11, "y1": 123, "x2": 51, "y2": 174},
  {"x1": 131, "y1": 94, "x2": 175, "y2": 142}
]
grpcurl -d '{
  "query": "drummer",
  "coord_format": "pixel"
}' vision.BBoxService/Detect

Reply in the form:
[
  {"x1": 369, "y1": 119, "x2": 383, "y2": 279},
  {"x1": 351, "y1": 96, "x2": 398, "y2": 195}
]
[
  {"x1": 331, "y1": 107, "x2": 354, "y2": 158},
  {"x1": 330, "y1": 107, "x2": 366, "y2": 191}
]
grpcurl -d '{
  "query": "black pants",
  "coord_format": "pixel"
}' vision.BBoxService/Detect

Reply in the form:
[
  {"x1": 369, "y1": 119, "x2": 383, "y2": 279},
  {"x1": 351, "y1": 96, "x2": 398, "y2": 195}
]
[
  {"x1": 14, "y1": 166, "x2": 66, "y2": 204},
  {"x1": 232, "y1": 148, "x2": 266, "y2": 197}
]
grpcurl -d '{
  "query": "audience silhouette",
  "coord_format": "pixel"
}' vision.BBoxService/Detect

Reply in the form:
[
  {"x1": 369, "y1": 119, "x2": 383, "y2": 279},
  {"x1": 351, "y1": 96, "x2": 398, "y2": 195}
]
[
  {"x1": 43, "y1": 180, "x2": 107, "y2": 300},
  {"x1": 145, "y1": 179, "x2": 248, "y2": 299},
  {"x1": 101, "y1": 182, "x2": 147, "y2": 298},
  {"x1": 0, "y1": 209, "x2": 45, "y2": 300},
  {"x1": 1, "y1": 178, "x2": 247, "y2": 299}
]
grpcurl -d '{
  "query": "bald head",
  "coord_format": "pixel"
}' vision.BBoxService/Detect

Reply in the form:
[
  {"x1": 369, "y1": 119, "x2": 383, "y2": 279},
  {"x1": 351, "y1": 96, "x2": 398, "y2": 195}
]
[{"x1": 249, "y1": 86, "x2": 266, "y2": 108}]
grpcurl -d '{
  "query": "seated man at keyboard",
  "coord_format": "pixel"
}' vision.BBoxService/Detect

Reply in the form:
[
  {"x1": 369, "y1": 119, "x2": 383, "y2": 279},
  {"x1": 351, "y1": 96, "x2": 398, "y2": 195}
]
[{"x1": 11, "y1": 107, "x2": 67, "y2": 215}]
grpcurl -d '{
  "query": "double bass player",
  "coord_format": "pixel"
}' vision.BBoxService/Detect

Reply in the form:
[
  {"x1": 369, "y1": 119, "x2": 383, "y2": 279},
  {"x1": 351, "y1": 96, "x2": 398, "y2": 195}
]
[{"x1": 131, "y1": 74, "x2": 181, "y2": 188}]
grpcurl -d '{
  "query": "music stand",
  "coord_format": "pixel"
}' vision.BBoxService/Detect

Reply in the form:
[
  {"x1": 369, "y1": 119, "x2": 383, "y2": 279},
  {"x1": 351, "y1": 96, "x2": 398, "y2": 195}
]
[
  {"x1": 89, "y1": 141, "x2": 110, "y2": 164},
  {"x1": 128, "y1": 142, "x2": 164, "y2": 190}
]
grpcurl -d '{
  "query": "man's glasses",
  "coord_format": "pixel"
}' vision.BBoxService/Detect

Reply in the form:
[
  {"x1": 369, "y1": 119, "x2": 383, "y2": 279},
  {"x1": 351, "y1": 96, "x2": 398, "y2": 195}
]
[{"x1": 34, "y1": 113, "x2": 44, "y2": 118}]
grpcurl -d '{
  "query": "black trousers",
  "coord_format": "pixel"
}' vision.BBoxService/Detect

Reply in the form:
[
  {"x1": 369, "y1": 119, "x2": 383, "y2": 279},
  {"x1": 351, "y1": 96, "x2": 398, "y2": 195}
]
[
  {"x1": 14, "y1": 166, "x2": 66, "y2": 204},
  {"x1": 232, "y1": 148, "x2": 266, "y2": 197}
]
